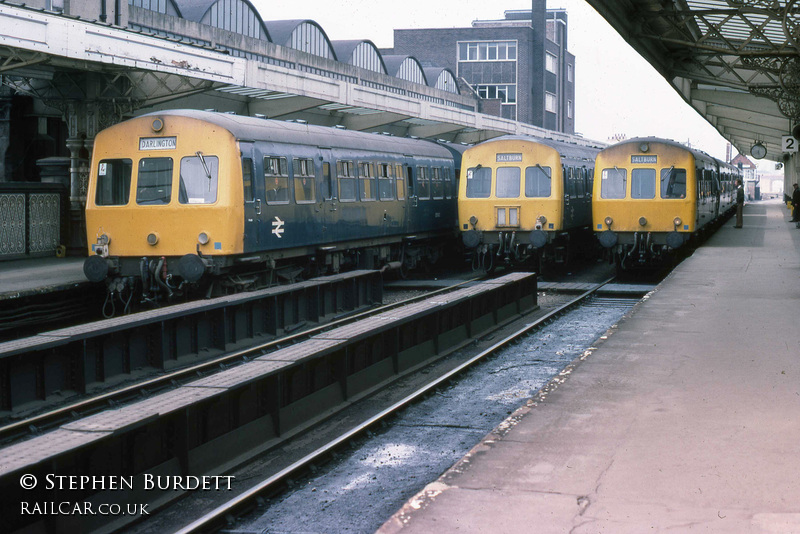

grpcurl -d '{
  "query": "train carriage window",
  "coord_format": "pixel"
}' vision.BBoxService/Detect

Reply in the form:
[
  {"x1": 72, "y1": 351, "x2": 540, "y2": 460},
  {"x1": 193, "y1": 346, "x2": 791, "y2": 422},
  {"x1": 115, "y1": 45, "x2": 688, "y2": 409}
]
[
  {"x1": 396, "y1": 164, "x2": 406, "y2": 200},
  {"x1": 444, "y1": 168, "x2": 453, "y2": 199},
  {"x1": 337, "y1": 160, "x2": 356, "y2": 201},
  {"x1": 416, "y1": 166, "x2": 430, "y2": 199},
  {"x1": 496, "y1": 167, "x2": 521, "y2": 198},
  {"x1": 378, "y1": 163, "x2": 395, "y2": 201},
  {"x1": 600, "y1": 167, "x2": 627, "y2": 199},
  {"x1": 242, "y1": 158, "x2": 253, "y2": 201},
  {"x1": 293, "y1": 158, "x2": 316, "y2": 204},
  {"x1": 179, "y1": 154, "x2": 218, "y2": 204},
  {"x1": 264, "y1": 156, "x2": 289, "y2": 204},
  {"x1": 96, "y1": 159, "x2": 132, "y2": 206},
  {"x1": 136, "y1": 157, "x2": 173, "y2": 205},
  {"x1": 631, "y1": 168, "x2": 656, "y2": 199},
  {"x1": 431, "y1": 167, "x2": 444, "y2": 199},
  {"x1": 465, "y1": 166, "x2": 491, "y2": 198},
  {"x1": 359, "y1": 162, "x2": 376, "y2": 201},
  {"x1": 576, "y1": 168, "x2": 586, "y2": 198},
  {"x1": 524, "y1": 165, "x2": 551, "y2": 197}
]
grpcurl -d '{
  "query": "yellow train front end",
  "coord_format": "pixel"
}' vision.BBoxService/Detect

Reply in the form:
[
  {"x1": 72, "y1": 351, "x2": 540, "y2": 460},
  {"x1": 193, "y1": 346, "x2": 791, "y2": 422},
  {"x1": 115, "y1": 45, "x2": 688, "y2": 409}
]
[
  {"x1": 592, "y1": 139, "x2": 698, "y2": 269},
  {"x1": 84, "y1": 113, "x2": 244, "y2": 299},
  {"x1": 458, "y1": 137, "x2": 566, "y2": 269}
]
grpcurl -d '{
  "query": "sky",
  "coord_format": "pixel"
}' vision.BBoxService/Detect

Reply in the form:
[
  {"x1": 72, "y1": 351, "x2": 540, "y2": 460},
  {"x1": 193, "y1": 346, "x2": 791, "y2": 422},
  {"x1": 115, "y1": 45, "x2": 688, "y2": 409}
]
[{"x1": 247, "y1": 0, "x2": 742, "y2": 162}]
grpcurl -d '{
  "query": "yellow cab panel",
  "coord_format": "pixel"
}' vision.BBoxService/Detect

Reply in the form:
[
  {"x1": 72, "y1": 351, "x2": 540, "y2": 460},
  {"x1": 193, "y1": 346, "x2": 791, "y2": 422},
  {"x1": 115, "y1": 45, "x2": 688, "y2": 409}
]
[
  {"x1": 458, "y1": 137, "x2": 564, "y2": 234},
  {"x1": 592, "y1": 140, "x2": 697, "y2": 234},
  {"x1": 85, "y1": 114, "x2": 244, "y2": 257}
]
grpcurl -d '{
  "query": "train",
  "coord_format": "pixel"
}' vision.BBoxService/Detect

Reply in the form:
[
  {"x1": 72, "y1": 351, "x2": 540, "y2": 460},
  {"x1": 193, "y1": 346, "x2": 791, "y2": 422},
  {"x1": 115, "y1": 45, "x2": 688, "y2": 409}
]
[
  {"x1": 83, "y1": 109, "x2": 463, "y2": 308},
  {"x1": 83, "y1": 111, "x2": 740, "y2": 310},
  {"x1": 592, "y1": 137, "x2": 740, "y2": 269},
  {"x1": 457, "y1": 136, "x2": 601, "y2": 271}
]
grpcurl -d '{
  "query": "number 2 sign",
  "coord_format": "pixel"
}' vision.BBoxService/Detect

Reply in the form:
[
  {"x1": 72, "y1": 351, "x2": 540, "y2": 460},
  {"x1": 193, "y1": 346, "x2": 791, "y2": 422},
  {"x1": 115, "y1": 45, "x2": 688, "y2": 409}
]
[{"x1": 782, "y1": 135, "x2": 798, "y2": 153}]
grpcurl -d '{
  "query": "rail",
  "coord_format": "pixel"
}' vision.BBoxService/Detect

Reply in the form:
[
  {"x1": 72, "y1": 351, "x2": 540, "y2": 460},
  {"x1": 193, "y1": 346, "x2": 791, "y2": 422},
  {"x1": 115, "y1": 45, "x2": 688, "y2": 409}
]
[{"x1": 174, "y1": 276, "x2": 614, "y2": 533}]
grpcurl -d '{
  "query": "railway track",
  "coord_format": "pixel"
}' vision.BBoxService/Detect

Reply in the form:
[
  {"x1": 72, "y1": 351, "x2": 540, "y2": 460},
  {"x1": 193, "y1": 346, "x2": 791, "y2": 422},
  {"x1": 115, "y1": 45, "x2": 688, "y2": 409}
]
[
  {"x1": 0, "y1": 273, "x2": 480, "y2": 445},
  {"x1": 158, "y1": 276, "x2": 632, "y2": 534},
  {"x1": 1, "y1": 271, "x2": 541, "y2": 534}
]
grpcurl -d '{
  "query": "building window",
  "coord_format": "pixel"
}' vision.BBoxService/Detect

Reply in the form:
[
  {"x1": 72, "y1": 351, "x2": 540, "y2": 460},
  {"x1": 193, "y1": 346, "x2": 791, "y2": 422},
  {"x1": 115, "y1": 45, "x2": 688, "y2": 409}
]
[
  {"x1": 567, "y1": 100, "x2": 573, "y2": 119},
  {"x1": 568, "y1": 63, "x2": 574, "y2": 82},
  {"x1": 545, "y1": 92, "x2": 557, "y2": 113},
  {"x1": 546, "y1": 52, "x2": 557, "y2": 74},
  {"x1": 475, "y1": 84, "x2": 517, "y2": 103},
  {"x1": 458, "y1": 41, "x2": 517, "y2": 62}
]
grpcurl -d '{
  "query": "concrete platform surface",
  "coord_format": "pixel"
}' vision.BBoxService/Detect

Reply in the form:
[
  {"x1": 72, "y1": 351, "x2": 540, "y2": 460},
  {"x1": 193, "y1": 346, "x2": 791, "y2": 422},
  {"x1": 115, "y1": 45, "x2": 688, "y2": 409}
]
[
  {"x1": 379, "y1": 201, "x2": 800, "y2": 534},
  {"x1": 0, "y1": 257, "x2": 87, "y2": 298}
]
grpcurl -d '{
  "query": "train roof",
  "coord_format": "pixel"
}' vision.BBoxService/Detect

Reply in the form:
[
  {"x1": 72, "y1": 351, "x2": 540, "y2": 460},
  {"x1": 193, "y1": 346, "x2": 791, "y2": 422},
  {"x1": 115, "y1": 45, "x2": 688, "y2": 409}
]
[
  {"x1": 602, "y1": 136, "x2": 721, "y2": 164},
  {"x1": 136, "y1": 109, "x2": 453, "y2": 159},
  {"x1": 475, "y1": 135, "x2": 601, "y2": 163}
]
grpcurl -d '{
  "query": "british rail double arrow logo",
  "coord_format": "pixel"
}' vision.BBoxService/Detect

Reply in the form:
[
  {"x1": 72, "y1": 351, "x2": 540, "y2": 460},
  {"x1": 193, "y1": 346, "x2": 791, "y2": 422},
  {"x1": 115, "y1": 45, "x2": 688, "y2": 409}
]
[{"x1": 272, "y1": 216, "x2": 285, "y2": 238}]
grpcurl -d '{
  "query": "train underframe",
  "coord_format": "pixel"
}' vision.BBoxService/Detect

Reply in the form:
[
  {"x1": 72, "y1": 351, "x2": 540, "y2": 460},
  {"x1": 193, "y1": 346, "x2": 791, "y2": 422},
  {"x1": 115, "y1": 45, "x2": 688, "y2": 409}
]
[
  {"x1": 86, "y1": 233, "x2": 453, "y2": 317},
  {"x1": 604, "y1": 231, "x2": 689, "y2": 271},
  {"x1": 465, "y1": 227, "x2": 594, "y2": 273}
]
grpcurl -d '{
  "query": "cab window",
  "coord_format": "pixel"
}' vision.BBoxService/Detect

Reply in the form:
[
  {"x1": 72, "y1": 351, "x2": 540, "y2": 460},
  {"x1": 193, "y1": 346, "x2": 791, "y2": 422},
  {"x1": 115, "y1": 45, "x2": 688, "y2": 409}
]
[
  {"x1": 465, "y1": 166, "x2": 491, "y2": 198},
  {"x1": 600, "y1": 167, "x2": 626, "y2": 199},
  {"x1": 496, "y1": 167, "x2": 521, "y2": 198},
  {"x1": 661, "y1": 168, "x2": 686, "y2": 199},
  {"x1": 525, "y1": 165, "x2": 551, "y2": 197},
  {"x1": 96, "y1": 159, "x2": 132, "y2": 206},
  {"x1": 179, "y1": 154, "x2": 218, "y2": 204},
  {"x1": 631, "y1": 168, "x2": 656, "y2": 199},
  {"x1": 265, "y1": 156, "x2": 289, "y2": 204},
  {"x1": 136, "y1": 157, "x2": 173, "y2": 205}
]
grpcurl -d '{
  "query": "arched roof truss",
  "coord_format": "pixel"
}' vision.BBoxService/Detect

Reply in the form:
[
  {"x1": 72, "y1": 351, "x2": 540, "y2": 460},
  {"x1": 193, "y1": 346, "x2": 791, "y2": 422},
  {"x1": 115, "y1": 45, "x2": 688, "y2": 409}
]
[
  {"x1": 383, "y1": 55, "x2": 427, "y2": 86},
  {"x1": 424, "y1": 67, "x2": 459, "y2": 94},
  {"x1": 200, "y1": 0, "x2": 267, "y2": 40},
  {"x1": 332, "y1": 40, "x2": 386, "y2": 74},
  {"x1": 130, "y1": 0, "x2": 181, "y2": 17},
  {"x1": 266, "y1": 20, "x2": 336, "y2": 60}
]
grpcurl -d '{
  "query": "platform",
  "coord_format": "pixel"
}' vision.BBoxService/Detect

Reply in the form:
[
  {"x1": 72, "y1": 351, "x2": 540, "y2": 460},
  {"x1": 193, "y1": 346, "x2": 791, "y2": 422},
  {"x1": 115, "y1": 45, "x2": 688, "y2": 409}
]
[
  {"x1": 380, "y1": 200, "x2": 800, "y2": 533},
  {"x1": 0, "y1": 257, "x2": 88, "y2": 300}
]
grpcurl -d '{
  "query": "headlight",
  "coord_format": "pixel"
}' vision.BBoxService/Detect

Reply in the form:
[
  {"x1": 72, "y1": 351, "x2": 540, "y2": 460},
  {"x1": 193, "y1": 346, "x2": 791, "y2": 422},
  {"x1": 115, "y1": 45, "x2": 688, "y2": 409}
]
[
  {"x1": 673, "y1": 217, "x2": 682, "y2": 227},
  {"x1": 537, "y1": 215, "x2": 547, "y2": 225},
  {"x1": 198, "y1": 232, "x2": 210, "y2": 245},
  {"x1": 147, "y1": 232, "x2": 159, "y2": 246},
  {"x1": 97, "y1": 233, "x2": 110, "y2": 246},
  {"x1": 604, "y1": 216, "x2": 613, "y2": 227},
  {"x1": 639, "y1": 217, "x2": 647, "y2": 227}
]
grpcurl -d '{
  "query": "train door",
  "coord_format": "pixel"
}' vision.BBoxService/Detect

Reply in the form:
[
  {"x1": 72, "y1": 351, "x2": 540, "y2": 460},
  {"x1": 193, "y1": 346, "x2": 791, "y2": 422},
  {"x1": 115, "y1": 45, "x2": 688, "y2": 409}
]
[
  {"x1": 571, "y1": 167, "x2": 591, "y2": 228},
  {"x1": 318, "y1": 149, "x2": 338, "y2": 243},
  {"x1": 562, "y1": 165, "x2": 571, "y2": 228},
  {"x1": 241, "y1": 142, "x2": 263, "y2": 251},
  {"x1": 405, "y1": 162, "x2": 420, "y2": 232},
  {"x1": 712, "y1": 172, "x2": 721, "y2": 218}
]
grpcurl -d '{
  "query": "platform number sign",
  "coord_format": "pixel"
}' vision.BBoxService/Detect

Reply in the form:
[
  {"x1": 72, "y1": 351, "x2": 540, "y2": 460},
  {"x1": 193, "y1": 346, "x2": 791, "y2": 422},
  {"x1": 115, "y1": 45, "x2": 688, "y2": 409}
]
[{"x1": 782, "y1": 135, "x2": 798, "y2": 153}]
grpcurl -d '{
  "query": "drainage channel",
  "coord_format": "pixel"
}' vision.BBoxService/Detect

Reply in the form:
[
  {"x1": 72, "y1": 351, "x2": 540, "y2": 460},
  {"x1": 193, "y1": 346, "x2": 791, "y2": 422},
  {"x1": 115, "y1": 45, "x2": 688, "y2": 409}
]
[
  {"x1": 0, "y1": 272, "x2": 535, "y2": 534},
  {"x1": 166, "y1": 279, "x2": 644, "y2": 534}
]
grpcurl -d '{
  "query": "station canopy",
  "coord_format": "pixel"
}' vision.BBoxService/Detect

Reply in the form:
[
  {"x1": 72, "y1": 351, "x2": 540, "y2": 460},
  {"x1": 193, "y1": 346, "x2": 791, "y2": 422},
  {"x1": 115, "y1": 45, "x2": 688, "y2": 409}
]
[{"x1": 586, "y1": 0, "x2": 800, "y2": 162}]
